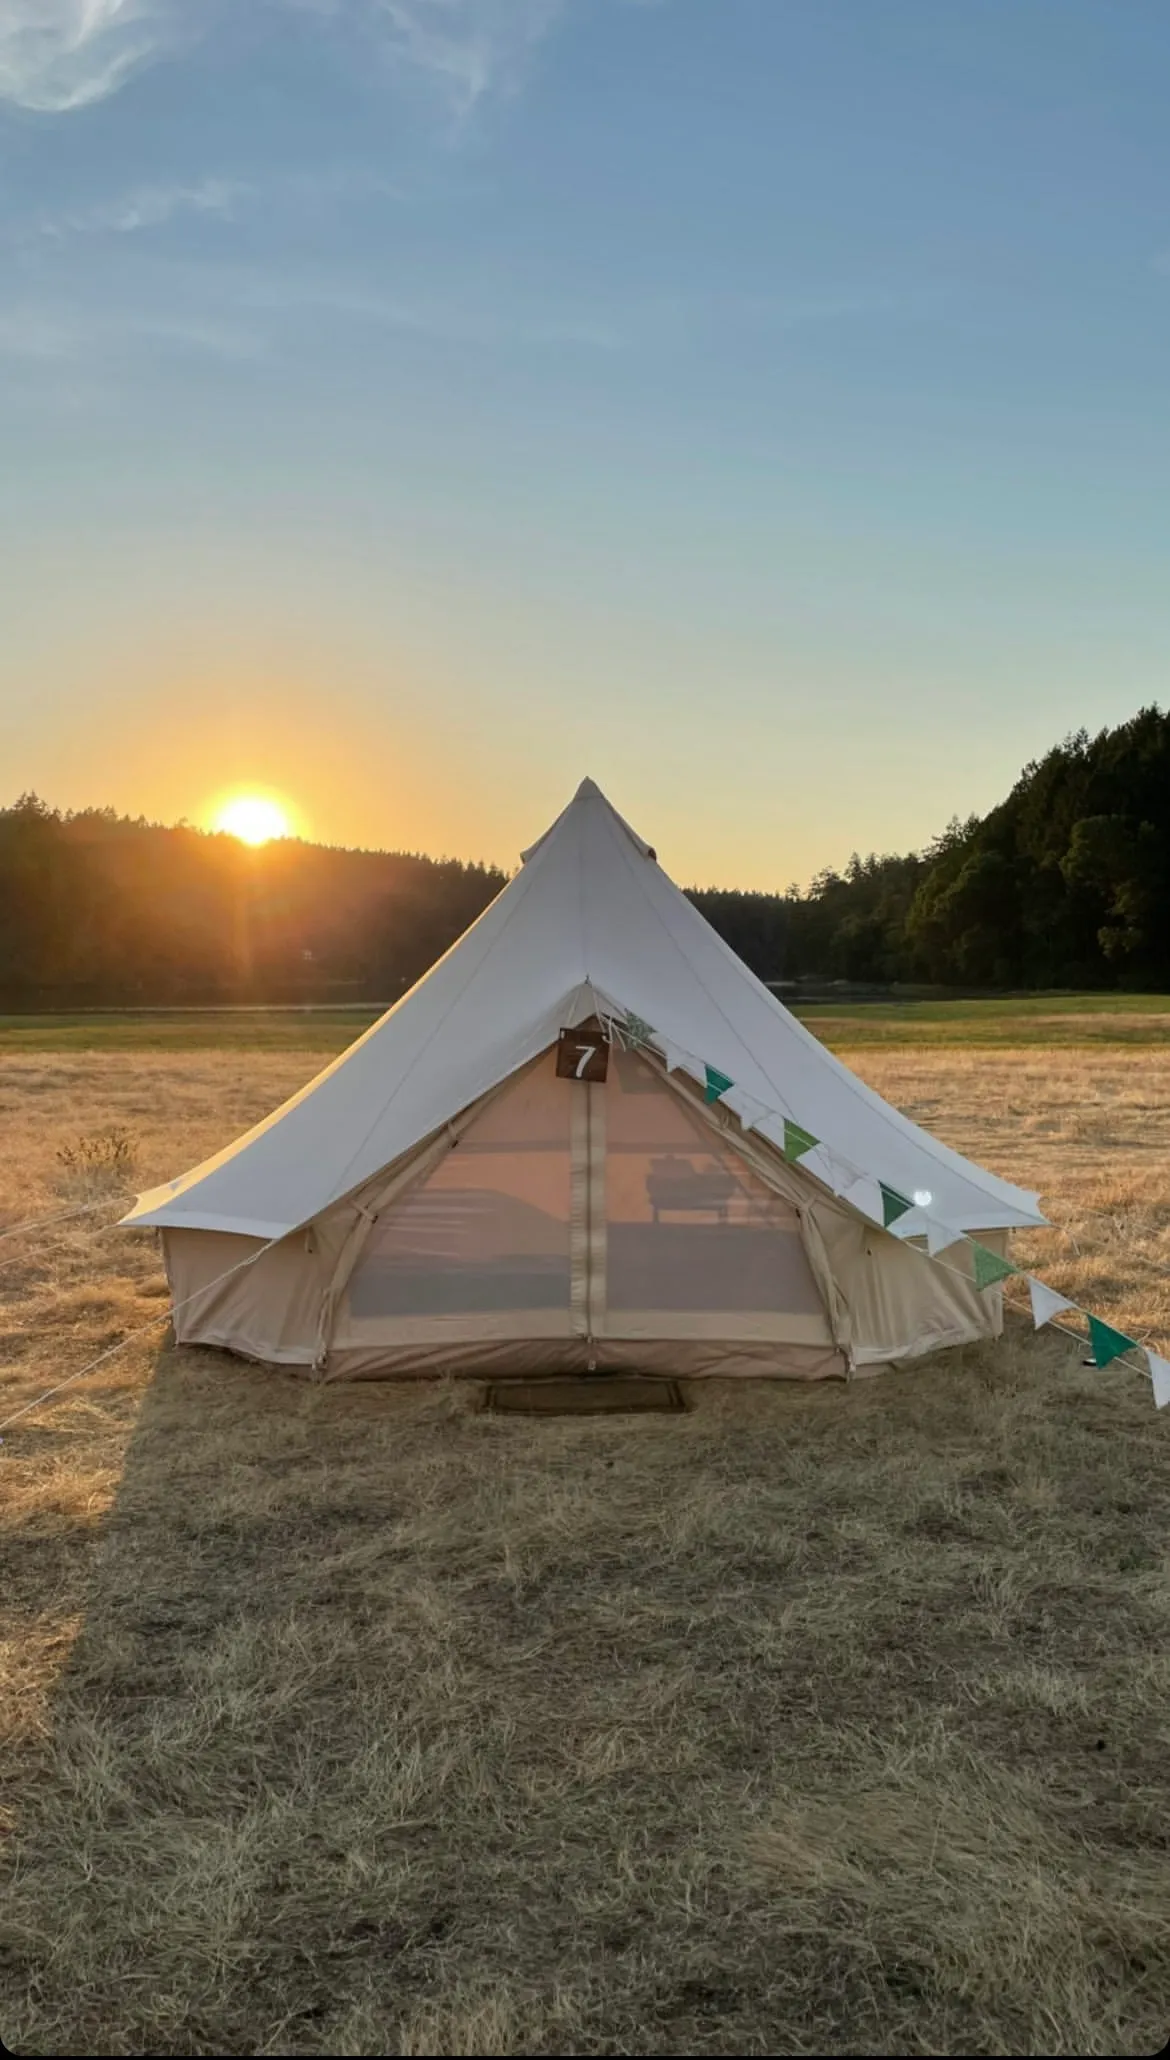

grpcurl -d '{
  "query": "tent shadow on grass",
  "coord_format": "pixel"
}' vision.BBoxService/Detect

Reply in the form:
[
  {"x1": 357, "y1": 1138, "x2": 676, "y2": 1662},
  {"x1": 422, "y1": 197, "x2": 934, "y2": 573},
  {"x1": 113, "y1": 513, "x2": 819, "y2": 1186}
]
[{"x1": 5, "y1": 1325, "x2": 1170, "y2": 2057}]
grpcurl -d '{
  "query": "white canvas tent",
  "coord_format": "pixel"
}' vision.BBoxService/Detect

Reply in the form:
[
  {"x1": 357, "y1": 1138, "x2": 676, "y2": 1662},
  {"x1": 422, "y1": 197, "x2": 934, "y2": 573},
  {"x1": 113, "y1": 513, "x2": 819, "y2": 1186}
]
[{"x1": 122, "y1": 779, "x2": 1046, "y2": 1382}]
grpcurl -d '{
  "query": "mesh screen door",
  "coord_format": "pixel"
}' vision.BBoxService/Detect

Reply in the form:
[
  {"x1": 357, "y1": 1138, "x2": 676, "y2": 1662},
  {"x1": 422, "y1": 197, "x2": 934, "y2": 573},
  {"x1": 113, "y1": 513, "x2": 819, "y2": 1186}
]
[
  {"x1": 341, "y1": 1039, "x2": 830, "y2": 1351},
  {"x1": 345, "y1": 1048, "x2": 572, "y2": 1336},
  {"x1": 600, "y1": 1045, "x2": 831, "y2": 1341}
]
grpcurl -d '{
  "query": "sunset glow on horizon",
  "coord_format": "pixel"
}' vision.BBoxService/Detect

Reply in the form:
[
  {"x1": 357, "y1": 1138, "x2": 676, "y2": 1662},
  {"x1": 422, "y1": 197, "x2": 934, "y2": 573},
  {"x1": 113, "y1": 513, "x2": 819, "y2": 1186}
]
[
  {"x1": 4, "y1": 5, "x2": 1169, "y2": 892},
  {"x1": 213, "y1": 794, "x2": 293, "y2": 847}
]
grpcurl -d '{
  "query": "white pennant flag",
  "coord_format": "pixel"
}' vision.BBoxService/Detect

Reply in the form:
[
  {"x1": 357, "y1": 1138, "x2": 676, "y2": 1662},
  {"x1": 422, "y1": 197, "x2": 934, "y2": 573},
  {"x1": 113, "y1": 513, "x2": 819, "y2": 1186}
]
[
  {"x1": 799, "y1": 1142, "x2": 836, "y2": 1189},
  {"x1": 926, "y1": 1217, "x2": 960, "y2": 1258},
  {"x1": 1028, "y1": 1277, "x2": 1076, "y2": 1330},
  {"x1": 839, "y1": 1175, "x2": 883, "y2": 1225},
  {"x1": 815, "y1": 1149, "x2": 848, "y2": 1192},
  {"x1": 661, "y1": 1039, "x2": 686, "y2": 1074},
  {"x1": 723, "y1": 1090, "x2": 769, "y2": 1132},
  {"x1": 1147, "y1": 1351, "x2": 1170, "y2": 1410}
]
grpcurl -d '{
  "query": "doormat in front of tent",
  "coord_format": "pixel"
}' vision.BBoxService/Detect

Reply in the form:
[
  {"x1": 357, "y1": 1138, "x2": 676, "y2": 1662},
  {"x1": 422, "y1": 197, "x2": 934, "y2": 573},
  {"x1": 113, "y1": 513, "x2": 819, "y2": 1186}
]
[{"x1": 484, "y1": 1377, "x2": 686, "y2": 1416}]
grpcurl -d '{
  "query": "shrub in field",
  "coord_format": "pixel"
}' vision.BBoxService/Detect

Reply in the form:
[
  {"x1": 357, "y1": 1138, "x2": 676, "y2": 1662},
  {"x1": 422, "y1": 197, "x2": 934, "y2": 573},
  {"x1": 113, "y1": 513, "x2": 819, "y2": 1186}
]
[{"x1": 55, "y1": 1127, "x2": 138, "y2": 1195}]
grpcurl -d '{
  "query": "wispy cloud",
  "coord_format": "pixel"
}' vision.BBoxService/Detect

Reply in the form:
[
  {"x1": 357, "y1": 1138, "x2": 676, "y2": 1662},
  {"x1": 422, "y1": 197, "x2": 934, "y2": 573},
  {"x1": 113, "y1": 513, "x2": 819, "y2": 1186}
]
[
  {"x1": 0, "y1": 0, "x2": 187, "y2": 114},
  {"x1": 36, "y1": 175, "x2": 246, "y2": 237},
  {"x1": 0, "y1": 0, "x2": 570, "y2": 117},
  {"x1": 245, "y1": 269, "x2": 624, "y2": 349},
  {"x1": 0, "y1": 257, "x2": 623, "y2": 382},
  {"x1": 16, "y1": 164, "x2": 402, "y2": 243},
  {"x1": 366, "y1": 0, "x2": 566, "y2": 116},
  {"x1": 0, "y1": 295, "x2": 265, "y2": 366},
  {"x1": 0, "y1": 265, "x2": 935, "y2": 378}
]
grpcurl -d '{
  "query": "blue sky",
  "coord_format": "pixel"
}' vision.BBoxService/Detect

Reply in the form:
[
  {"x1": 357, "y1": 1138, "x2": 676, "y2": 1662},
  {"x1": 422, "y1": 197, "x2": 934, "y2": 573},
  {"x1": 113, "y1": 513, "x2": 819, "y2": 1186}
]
[{"x1": 2, "y1": 1, "x2": 1168, "y2": 887}]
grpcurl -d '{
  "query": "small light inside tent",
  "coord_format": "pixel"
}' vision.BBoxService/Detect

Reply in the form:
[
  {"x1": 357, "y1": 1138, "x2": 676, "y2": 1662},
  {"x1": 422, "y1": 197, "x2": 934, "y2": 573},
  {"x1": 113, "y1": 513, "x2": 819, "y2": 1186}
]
[{"x1": 913, "y1": 1190, "x2": 933, "y2": 1207}]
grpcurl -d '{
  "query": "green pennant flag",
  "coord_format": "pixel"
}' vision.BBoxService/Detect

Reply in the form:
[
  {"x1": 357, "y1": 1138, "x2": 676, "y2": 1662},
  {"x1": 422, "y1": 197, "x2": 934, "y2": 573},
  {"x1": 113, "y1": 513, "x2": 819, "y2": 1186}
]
[
  {"x1": 971, "y1": 1241, "x2": 1018, "y2": 1291},
  {"x1": 880, "y1": 1183, "x2": 914, "y2": 1228},
  {"x1": 783, "y1": 1119, "x2": 818, "y2": 1162},
  {"x1": 704, "y1": 1065, "x2": 733, "y2": 1105},
  {"x1": 1087, "y1": 1314, "x2": 1136, "y2": 1369},
  {"x1": 622, "y1": 1013, "x2": 655, "y2": 1052}
]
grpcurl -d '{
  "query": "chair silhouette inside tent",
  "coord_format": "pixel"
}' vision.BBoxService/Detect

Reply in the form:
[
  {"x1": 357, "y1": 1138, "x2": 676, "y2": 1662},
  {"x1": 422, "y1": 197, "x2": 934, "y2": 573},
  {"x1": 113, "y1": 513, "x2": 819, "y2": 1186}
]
[{"x1": 646, "y1": 1154, "x2": 738, "y2": 1224}]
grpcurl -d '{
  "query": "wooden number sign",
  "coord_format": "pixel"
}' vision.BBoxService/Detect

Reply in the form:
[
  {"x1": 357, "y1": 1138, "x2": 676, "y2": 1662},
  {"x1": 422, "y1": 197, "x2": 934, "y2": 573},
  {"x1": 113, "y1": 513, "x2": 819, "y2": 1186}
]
[{"x1": 557, "y1": 1027, "x2": 609, "y2": 1082}]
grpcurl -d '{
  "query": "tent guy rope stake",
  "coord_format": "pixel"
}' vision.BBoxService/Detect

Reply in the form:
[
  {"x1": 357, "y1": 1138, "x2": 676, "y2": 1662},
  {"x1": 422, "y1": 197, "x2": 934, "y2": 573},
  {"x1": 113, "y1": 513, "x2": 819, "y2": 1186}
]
[
  {"x1": 0, "y1": 1230, "x2": 282, "y2": 1440},
  {"x1": 0, "y1": 1196, "x2": 131, "y2": 1246}
]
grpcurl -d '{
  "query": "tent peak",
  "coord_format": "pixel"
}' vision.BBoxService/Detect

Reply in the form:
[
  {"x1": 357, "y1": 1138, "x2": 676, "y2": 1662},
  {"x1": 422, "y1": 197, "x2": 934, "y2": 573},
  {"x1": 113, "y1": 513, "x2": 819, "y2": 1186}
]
[{"x1": 520, "y1": 778, "x2": 655, "y2": 866}]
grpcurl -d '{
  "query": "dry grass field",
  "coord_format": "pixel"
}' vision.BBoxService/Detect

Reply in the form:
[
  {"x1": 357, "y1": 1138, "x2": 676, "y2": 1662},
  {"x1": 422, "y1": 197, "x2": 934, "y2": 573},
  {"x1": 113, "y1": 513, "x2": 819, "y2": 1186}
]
[{"x1": 3, "y1": 1040, "x2": 1170, "y2": 2056}]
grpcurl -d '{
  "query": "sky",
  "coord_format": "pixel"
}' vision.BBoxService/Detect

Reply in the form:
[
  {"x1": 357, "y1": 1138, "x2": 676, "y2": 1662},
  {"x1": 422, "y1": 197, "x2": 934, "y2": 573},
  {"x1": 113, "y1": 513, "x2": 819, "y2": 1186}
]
[{"x1": 1, "y1": 1, "x2": 1168, "y2": 890}]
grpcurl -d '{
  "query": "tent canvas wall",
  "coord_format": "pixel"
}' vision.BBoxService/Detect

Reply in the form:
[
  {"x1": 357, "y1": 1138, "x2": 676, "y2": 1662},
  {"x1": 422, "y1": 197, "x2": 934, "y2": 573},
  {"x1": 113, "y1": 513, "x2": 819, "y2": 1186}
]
[{"x1": 123, "y1": 780, "x2": 1045, "y2": 1381}]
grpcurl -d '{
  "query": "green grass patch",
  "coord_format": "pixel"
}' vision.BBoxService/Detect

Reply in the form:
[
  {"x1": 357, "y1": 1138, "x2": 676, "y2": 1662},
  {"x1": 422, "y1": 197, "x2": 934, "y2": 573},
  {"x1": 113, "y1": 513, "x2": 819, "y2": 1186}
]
[
  {"x1": 0, "y1": 1008, "x2": 384, "y2": 1053},
  {"x1": 796, "y1": 993, "x2": 1170, "y2": 1047},
  {"x1": 1, "y1": 993, "x2": 1169, "y2": 1054}
]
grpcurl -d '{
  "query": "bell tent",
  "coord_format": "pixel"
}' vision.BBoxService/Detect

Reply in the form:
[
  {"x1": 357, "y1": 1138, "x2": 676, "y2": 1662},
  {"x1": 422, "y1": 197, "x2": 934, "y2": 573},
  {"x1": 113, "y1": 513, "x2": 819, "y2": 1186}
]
[{"x1": 122, "y1": 779, "x2": 1046, "y2": 1382}]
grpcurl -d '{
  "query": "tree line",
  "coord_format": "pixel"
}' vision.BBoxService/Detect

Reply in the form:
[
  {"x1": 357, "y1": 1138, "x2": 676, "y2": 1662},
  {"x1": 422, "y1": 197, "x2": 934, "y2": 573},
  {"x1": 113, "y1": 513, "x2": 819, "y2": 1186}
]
[
  {"x1": 694, "y1": 705, "x2": 1170, "y2": 991},
  {"x1": 2, "y1": 705, "x2": 1168, "y2": 1007},
  {"x1": 0, "y1": 805, "x2": 508, "y2": 1008}
]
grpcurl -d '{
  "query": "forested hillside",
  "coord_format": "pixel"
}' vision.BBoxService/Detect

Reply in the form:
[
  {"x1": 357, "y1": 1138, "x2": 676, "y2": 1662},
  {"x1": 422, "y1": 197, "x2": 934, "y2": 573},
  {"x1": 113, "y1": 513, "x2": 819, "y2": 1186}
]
[
  {"x1": 698, "y1": 705, "x2": 1170, "y2": 991},
  {"x1": 2, "y1": 706, "x2": 1167, "y2": 1005},
  {"x1": 0, "y1": 806, "x2": 507, "y2": 1008}
]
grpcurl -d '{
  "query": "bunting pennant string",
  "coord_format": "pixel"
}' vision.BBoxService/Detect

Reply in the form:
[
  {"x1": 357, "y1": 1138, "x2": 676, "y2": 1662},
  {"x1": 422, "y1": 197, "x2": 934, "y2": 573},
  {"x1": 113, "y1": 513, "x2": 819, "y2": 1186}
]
[{"x1": 594, "y1": 1010, "x2": 1166, "y2": 1410}]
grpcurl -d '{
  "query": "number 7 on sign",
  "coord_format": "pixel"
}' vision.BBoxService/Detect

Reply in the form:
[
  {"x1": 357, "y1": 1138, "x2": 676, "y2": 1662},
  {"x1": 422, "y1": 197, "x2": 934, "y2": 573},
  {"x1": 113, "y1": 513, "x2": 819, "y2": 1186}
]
[{"x1": 556, "y1": 1028, "x2": 610, "y2": 1082}]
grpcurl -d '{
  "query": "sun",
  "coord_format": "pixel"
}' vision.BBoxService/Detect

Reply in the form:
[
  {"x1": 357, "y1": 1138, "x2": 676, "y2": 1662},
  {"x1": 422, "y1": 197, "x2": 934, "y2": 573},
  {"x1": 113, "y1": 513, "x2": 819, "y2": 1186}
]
[{"x1": 214, "y1": 794, "x2": 292, "y2": 846}]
